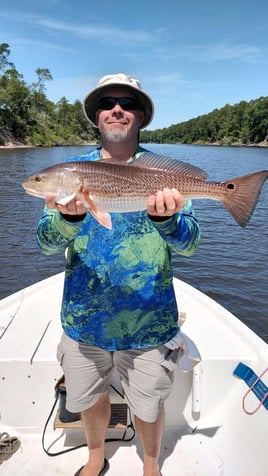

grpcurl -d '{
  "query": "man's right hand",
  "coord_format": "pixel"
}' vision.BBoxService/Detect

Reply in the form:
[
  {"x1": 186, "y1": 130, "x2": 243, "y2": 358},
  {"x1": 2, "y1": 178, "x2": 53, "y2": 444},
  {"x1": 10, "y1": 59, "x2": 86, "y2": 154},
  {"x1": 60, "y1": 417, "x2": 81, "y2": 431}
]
[{"x1": 45, "y1": 193, "x2": 87, "y2": 216}]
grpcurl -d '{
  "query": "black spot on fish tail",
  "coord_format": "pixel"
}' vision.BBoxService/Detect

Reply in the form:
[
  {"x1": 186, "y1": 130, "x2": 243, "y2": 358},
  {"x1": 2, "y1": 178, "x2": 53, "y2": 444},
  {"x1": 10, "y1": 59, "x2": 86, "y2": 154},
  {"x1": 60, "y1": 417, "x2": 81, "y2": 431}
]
[{"x1": 226, "y1": 183, "x2": 235, "y2": 190}]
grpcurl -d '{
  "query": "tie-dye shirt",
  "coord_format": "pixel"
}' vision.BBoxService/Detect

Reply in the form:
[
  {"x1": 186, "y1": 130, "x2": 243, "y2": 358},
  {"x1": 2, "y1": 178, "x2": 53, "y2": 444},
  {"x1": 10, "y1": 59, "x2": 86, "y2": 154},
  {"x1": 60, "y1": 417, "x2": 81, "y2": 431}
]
[{"x1": 36, "y1": 147, "x2": 200, "y2": 350}]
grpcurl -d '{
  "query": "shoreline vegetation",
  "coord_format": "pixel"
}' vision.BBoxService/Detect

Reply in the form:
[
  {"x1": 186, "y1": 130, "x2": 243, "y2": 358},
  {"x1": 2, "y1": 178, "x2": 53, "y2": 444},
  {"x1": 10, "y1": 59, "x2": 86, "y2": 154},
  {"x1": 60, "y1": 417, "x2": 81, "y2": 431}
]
[
  {"x1": 0, "y1": 138, "x2": 267, "y2": 149},
  {"x1": 1, "y1": 43, "x2": 268, "y2": 150},
  {"x1": 0, "y1": 141, "x2": 98, "y2": 149}
]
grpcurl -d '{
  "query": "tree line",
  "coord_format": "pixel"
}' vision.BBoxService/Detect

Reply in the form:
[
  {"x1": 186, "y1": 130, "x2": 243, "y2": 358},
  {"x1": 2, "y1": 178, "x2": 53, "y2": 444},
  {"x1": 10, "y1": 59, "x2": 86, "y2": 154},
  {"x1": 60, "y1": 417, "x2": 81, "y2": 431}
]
[
  {"x1": 1, "y1": 43, "x2": 267, "y2": 147},
  {"x1": 140, "y1": 97, "x2": 268, "y2": 145}
]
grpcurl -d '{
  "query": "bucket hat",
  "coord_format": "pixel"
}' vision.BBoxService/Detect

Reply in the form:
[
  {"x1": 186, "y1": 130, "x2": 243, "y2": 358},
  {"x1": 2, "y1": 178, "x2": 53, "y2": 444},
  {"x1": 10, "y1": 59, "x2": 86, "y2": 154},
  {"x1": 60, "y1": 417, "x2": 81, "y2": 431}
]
[{"x1": 83, "y1": 73, "x2": 154, "y2": 129}]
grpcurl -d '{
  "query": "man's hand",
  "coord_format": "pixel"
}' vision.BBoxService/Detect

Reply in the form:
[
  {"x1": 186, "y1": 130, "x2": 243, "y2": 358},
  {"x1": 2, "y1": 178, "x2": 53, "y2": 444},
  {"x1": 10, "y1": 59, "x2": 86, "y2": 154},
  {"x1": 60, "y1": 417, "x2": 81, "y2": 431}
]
[
  {"x1": 147, "y1": 188, "x2": 184, "y2": 217},
  {"x1": 45, "y1": 193, "x2": 87, "y2": 216}
]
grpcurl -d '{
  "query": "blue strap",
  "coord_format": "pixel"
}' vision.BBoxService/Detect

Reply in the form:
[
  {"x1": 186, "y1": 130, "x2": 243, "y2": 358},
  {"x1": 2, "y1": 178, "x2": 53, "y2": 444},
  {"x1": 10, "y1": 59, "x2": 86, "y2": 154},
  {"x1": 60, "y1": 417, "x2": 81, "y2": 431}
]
[{"x1": 233, "y1": 362, "x2": 268, "y2": 411}]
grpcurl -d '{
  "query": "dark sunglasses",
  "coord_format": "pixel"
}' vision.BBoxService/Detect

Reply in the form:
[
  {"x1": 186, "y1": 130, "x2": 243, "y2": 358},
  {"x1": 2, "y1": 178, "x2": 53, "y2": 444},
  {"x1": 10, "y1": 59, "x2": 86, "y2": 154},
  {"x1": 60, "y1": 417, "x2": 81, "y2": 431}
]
[{"x1": 96, "y1": 96, "x2": 141, "y2": 111}]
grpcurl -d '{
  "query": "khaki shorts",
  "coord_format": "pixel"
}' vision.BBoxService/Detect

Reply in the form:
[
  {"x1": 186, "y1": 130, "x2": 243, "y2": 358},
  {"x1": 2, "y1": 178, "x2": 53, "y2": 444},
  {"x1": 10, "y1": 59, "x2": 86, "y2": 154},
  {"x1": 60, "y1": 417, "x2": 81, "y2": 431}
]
[{"x1": 57, "y1": 332, "x2": 176, "y2": 422}]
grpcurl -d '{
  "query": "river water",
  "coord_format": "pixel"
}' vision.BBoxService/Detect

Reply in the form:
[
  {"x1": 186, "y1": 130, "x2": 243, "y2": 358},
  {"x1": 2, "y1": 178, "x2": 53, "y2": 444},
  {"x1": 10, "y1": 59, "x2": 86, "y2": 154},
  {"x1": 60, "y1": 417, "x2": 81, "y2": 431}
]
[{"x1": 0, "y1": 144, "x2": 267, "y2": 342}]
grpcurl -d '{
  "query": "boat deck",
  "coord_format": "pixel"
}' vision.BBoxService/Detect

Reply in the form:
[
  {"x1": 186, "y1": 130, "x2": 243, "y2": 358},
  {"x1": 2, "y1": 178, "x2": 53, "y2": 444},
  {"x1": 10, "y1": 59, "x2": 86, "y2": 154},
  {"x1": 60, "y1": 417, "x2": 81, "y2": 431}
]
[
  {"x1": 1, "y1": 273, "x2": 267, "y2": 475},
  {"x1": 1, "y1": 427, "x2": 230, "y2": 476}
]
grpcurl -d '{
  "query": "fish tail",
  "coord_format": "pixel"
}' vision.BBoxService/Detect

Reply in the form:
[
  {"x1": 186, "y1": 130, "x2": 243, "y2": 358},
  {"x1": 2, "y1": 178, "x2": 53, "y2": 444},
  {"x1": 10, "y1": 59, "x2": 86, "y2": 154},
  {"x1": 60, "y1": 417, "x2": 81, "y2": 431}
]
[{"x1": 221, "y1": 170, "x2": 268, "y2": 226}]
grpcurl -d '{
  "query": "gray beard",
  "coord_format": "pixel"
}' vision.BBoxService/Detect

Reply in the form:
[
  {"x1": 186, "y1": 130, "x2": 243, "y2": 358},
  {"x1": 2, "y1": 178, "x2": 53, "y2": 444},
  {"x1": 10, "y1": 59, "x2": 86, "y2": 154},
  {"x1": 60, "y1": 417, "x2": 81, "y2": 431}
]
[{"x1": 99, "y1": 127, "x2": 130, "y2": 143}]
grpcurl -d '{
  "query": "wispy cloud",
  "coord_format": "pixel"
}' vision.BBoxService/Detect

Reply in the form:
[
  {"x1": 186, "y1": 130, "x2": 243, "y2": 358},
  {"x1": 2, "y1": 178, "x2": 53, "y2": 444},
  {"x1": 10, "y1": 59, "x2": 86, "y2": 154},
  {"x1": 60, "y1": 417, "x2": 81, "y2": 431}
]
[
  {"x1": 39, "y1": 19, "x2": 152, "y2": 43},
  {"x1": 145, "y1": 73, "x2": 196, "y2": 101},
  {"x1": 151, "y1": 73, "x2": 190, "y2": 87},
  {"x1": 11, "y1": 37, "x2": 75, "y2": 55},
  {"x1": 0, "y1": 10, "x2": 153, "y2": 44},
  {"x1": 148, "y1": 41, "x2": 262, "y2": 65},
  {"x1": 46, "y1": 74, "x2": 98, "y2": 102},
  {"x1": 189, "y1": 42, "x2": 262, "y2": 63}
]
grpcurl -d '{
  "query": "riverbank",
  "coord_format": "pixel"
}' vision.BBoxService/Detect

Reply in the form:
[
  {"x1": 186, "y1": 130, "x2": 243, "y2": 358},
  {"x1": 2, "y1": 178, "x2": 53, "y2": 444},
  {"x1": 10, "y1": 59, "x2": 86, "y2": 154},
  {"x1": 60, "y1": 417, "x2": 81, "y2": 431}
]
[
  {"x1": 0, "y1": 141, "x2": 97, "y2": 149},
  {"x1": 0, "y1": 142, "x2": 34, "y2": 149},
  {"x1": 0, "y1": 139, "x2": 267, "y2": 149}
]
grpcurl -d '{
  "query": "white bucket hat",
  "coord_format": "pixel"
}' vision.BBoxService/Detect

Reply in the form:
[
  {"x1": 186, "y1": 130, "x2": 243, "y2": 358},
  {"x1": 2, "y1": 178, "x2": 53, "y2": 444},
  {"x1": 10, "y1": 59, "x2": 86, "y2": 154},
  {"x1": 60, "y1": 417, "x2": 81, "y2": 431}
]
[{"x1": 83, "y1": 73, "x2": 154, "y2": 129}]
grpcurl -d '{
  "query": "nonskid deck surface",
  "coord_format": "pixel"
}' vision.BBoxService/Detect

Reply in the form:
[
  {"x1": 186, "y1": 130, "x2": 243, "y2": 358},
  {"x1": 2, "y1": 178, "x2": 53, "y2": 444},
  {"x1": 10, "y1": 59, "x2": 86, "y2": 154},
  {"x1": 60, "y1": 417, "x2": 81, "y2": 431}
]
[{"x1": 0, "y1": 427, "x2": 226, "y2": 476}]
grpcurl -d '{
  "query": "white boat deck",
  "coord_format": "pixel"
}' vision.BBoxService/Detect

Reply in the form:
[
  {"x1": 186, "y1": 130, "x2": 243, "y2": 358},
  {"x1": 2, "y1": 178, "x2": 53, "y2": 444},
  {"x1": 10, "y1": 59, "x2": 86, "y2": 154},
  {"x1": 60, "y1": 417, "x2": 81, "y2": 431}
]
[{"x1": 0, "y1": 273, "x2": 267, "y2": 475}]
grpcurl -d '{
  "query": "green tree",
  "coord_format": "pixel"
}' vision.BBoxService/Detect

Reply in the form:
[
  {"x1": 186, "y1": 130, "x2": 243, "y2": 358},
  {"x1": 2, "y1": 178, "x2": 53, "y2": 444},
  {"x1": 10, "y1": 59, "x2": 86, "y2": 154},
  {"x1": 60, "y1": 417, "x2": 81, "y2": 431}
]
[
  {"x1": 247, "y1": 97, "x2": 268, "y2": 143},
  {"x1": 0, "y1": 43, "x2": 15, "y2": 74},
  {"x1": 31, "y1": 68, "x2": 53, "y2": 93}
]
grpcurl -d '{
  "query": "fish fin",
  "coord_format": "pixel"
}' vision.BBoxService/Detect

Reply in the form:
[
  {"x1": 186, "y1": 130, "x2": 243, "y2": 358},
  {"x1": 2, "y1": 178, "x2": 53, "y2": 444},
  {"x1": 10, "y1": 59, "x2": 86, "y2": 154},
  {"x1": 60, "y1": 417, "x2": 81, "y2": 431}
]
[
  {"x1": 98, "y1": 153, "x2": 208, "y2": 180},
  {"x1": 131, "y1": 152, "x2": 208, "y2": 180},
  {"x1": 82, "y1": 192, "x2": 112, "y2": 229},
  {"x1": 81, "y1": 192, "x2": 98, "y2": 213},
  {"x1": 56, "y1": 193, "x2": 77, "y2": 205},
  {"x1": 221, "y1": 170, "x2": 268, "y2": 227},
  {"x1": 90, "y1": 210, "x2": 112, "y2": 229}
]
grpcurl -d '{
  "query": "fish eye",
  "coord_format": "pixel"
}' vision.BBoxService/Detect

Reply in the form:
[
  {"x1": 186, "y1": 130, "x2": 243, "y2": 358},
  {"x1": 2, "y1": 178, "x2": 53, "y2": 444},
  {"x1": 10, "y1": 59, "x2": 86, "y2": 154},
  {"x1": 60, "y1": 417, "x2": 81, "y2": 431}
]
[{"x1": 34, "y1": 175, "x2": 42, "y2": 182}]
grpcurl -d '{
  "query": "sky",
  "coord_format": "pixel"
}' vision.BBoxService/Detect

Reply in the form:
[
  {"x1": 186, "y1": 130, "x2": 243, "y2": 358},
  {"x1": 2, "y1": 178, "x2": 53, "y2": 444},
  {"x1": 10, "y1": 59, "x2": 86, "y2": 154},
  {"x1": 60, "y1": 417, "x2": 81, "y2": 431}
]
[{"x1": 1, "y1": 0, "x2": 268, "y2": 130}]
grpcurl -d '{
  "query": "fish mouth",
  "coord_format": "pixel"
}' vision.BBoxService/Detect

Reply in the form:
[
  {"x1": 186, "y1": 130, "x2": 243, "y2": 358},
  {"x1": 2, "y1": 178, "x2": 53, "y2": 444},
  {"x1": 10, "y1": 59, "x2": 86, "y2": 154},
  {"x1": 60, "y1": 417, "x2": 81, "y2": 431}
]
[{"x1": 21, "y1": 183, "x2": 43, "y2": 197}]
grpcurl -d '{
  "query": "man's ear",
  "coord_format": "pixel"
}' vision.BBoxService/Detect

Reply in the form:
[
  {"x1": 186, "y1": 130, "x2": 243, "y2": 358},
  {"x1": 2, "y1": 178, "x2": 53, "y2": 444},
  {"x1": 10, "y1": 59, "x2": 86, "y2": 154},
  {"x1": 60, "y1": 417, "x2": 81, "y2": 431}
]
[
  {"x1": 138, "y1": 111, "x2": 145, "y2": 128},
  {"x1": 95, "y1": 111, "x2": 100, "y2": 127}
]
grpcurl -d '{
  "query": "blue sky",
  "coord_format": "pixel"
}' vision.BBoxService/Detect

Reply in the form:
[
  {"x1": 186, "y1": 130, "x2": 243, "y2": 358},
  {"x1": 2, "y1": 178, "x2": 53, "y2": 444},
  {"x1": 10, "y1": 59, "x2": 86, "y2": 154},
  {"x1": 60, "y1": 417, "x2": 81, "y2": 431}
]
[{"x1": 1, "y1": 0, "x2": 268, "y2": 130}]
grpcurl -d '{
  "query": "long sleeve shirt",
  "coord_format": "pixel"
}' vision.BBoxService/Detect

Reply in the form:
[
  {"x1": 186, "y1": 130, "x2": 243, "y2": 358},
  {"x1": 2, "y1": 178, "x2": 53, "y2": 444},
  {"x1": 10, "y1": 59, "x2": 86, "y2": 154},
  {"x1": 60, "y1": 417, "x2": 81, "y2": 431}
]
[{"x1": 36, "y1": 147, "x2": 201, "y2": 350}]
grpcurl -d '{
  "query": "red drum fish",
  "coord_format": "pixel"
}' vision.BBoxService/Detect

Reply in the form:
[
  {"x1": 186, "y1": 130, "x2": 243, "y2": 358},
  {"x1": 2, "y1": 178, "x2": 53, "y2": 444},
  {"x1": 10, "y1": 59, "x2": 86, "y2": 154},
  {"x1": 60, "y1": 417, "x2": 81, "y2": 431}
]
[{"x1": 22, "y1": 152, "x2": 268, "y2": 229}]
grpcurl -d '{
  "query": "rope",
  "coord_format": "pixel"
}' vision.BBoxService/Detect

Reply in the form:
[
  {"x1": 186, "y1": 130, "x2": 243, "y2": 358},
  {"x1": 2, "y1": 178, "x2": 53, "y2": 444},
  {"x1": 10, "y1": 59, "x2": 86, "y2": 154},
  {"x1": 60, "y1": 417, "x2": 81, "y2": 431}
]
[
  {"x1": 242, "y1": 367, "x2": 268, "y2": 415},
  {"x1": 0, "y1": 432, "x2": 21, "y2": 464},
  {"x1": 233, "y1": 363, "x2": 268, "y2": 414}
]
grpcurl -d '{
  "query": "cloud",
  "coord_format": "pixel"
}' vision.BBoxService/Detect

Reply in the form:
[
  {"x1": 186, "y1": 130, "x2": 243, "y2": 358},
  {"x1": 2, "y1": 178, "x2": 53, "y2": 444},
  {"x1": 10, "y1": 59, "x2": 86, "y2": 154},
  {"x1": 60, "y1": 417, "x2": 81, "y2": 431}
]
[
  {"x1": 151, "y1": 73, "x2": 190, "y2": 87},
  {"x1": 189, "y1": 42, "x2": 262, "y2": 63},
  {"x1": 38, "y1": 19, "x2": 152, "y2": 43},
  {"x1": 45, "y1": 74, "x2": 101, "y2": 103},
  {"x1": 148, "y1": 41, "x2": 262, "y2": 65},
  {"x1": 0, "y1": 10, "x2": 153, "y2": 44},
  {"x1": 11, "y1": 37, "x2": 75, "y2": 55}
]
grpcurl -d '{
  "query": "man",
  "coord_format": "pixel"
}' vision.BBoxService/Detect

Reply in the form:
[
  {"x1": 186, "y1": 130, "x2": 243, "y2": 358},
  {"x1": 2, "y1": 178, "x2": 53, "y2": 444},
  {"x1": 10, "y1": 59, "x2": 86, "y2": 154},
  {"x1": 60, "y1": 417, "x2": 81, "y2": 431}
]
[{"x1": 37, "y1": 73, "x2": 201, "y2": 476}]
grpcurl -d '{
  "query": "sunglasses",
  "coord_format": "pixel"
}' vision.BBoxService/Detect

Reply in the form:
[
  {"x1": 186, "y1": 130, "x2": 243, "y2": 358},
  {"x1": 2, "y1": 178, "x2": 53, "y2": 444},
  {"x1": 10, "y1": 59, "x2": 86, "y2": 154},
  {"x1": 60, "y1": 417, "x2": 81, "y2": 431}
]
[{"x1": 96, "y1": 96, "x2": 141, "y2": 111}]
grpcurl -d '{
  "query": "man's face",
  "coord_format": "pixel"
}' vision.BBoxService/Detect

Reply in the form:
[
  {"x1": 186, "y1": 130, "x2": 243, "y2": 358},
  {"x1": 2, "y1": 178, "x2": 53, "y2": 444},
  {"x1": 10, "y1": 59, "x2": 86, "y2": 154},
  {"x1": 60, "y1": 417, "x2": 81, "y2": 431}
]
[{"x1": 95, "y1": 87, "x2": 144, "y2": 143}]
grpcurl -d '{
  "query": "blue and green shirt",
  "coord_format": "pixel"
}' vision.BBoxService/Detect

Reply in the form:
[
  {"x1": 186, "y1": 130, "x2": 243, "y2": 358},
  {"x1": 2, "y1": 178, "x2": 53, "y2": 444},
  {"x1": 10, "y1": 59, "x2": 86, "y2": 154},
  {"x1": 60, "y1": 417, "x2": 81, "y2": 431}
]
[{"x1": 36, "y1": 147, "x2": 201, "y2": 350}]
